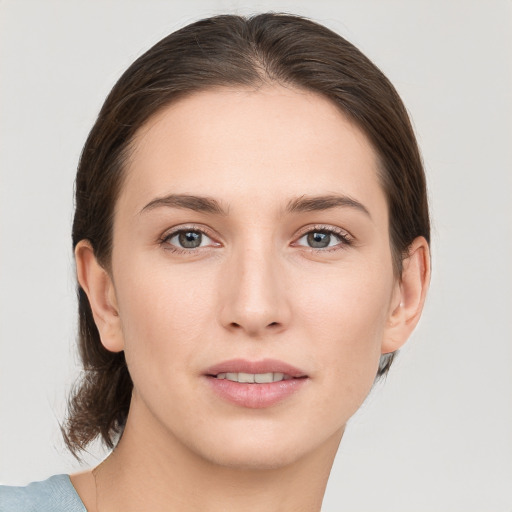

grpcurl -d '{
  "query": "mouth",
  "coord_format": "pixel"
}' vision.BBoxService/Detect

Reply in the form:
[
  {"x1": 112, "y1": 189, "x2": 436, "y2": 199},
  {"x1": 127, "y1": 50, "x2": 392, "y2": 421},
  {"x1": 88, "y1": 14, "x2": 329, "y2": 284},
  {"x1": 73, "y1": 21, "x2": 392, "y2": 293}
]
[
  {"x1": 204, "y1": 359, "x2": 309, "y2": 408},
  {"x1": 205, "y1": 358, "x2": 307, "y2": 381},
  {"x1": 212, "y1": 372, "x2": 295, "y2": 383}
]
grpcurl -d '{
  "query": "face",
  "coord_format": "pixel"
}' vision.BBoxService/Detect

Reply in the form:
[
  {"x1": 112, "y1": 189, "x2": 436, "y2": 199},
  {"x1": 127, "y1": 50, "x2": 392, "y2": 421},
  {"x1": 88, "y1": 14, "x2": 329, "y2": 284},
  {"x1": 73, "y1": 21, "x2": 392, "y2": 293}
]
[{"x1": 108, "y1": 86, "x2": 401, "y2": 469}]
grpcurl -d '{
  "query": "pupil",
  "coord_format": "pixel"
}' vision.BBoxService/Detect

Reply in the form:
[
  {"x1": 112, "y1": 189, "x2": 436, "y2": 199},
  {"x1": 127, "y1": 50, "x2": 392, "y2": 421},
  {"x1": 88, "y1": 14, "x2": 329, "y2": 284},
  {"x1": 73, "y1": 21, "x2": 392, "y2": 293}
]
[
  {"x1": 307, "y1": 231, "x2": 330, "y2": 248},
  {"x1": 179, "y1": 231, "x2": 201, "y2": 248}
]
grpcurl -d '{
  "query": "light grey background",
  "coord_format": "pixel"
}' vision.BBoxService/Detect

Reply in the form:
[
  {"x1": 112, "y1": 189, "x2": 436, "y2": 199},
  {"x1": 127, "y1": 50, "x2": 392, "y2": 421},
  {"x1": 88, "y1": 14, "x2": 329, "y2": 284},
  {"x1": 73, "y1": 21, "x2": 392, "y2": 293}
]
[{"x1": 1, "y1": 0, "x2": 511, "y2": 510}]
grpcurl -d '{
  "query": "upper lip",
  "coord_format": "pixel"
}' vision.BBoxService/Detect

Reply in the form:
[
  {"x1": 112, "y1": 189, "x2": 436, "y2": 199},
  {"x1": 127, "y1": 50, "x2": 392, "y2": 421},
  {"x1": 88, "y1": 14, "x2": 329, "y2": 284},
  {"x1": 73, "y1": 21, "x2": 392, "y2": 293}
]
[{"x1": 205, "y1": 358, "x2": 307, "y2": 378}]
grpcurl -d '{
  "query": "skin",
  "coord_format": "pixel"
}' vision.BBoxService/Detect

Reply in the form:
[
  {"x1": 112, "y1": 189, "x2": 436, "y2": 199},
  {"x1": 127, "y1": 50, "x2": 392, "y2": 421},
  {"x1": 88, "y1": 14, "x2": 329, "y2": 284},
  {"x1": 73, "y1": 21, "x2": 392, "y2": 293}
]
[{"x1": 72, "y1": 85, "x2": 430, "y2": 511}]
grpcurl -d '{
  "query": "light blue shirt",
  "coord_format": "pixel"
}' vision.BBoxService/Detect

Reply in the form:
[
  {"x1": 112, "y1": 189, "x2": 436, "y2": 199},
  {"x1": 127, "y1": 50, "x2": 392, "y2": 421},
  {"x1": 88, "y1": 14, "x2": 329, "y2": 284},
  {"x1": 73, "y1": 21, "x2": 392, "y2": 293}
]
[{"x1": 0, "y1": 474, "x2": 87, "y2": 511}]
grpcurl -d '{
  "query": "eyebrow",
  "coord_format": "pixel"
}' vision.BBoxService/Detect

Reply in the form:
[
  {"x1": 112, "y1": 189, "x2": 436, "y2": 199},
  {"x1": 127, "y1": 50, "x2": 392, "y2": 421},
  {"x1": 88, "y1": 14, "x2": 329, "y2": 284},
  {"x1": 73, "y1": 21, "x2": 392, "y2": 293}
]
[
  {"x1": 285, "y1": 194, "x2": 371, "y2": 218},
  {"x1": 140, "y1": 194, "x2": 229, "y2": 216},
  {"x1": 139, "y1": 193, "x2": 371, "y2": 219}
]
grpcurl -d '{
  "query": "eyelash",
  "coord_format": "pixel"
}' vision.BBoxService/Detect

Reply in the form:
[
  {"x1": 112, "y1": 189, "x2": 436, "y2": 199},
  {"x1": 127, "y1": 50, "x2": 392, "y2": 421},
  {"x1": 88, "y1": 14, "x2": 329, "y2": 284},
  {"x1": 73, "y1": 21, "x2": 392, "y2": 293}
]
[
  {"x1": 159, "y1": 224, "x2": 218, "y2": 255},
  {"x1": 159, "y1": 224, "x2": 354, "y2": 255},
  {"x1": 294, "y1": 224, "x2": 354, "y2": 253}
]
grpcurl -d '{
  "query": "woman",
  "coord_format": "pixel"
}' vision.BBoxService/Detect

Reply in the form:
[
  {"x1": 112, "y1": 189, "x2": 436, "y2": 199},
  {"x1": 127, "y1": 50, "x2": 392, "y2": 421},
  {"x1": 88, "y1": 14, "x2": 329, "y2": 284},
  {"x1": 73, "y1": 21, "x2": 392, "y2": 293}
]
[{"x1": 0, "y1": 13, "x2": 430, "y2": 511}]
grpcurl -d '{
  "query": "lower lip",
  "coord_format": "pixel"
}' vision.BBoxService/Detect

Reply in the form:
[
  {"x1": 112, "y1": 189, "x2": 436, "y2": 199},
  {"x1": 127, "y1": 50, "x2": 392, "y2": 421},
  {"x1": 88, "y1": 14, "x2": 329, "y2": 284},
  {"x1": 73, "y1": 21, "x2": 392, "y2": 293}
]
[{"x1": 205, "y1": 376, "x2": 308, "y2": 409}]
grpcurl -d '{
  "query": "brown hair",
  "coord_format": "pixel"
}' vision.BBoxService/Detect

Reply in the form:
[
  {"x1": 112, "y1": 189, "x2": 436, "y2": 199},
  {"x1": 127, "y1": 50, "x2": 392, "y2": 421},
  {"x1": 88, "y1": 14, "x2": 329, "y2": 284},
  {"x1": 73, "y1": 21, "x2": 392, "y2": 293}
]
[{"x1": 64, "y1": 13, "x2": 430, "y2": 456}]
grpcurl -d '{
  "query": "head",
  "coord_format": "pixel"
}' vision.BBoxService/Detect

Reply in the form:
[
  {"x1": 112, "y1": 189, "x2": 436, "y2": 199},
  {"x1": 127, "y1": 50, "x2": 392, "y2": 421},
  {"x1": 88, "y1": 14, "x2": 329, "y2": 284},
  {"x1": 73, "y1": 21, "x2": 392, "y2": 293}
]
[{"x1": 65, "y1": 13, "x2": 430, "y2": 463}]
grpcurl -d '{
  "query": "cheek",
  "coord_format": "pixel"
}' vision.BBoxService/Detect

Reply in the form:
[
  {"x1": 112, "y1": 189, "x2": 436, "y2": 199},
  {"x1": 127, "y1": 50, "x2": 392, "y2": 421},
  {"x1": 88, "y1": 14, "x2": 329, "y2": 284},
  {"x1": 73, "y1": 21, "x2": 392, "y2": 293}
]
[
  {"x1": 113, "y1": 259, "x2": 218, "y2": 374},
  {"x1": 296, "y1": 260, "x2": 394, "y2": 388}
]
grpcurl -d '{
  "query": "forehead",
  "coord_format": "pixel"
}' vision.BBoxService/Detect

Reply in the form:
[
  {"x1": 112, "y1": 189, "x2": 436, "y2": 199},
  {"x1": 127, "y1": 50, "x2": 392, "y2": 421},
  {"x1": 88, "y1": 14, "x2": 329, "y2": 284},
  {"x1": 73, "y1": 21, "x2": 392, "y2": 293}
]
[{"x1": 120, "y1": 85, "x2": 386, "y2": 218}]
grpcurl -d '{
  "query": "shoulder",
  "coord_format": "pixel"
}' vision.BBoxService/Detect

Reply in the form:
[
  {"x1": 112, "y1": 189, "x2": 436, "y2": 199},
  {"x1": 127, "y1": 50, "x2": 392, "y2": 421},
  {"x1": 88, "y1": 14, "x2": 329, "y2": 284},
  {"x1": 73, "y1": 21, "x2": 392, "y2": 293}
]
[{"x1": 0, "y1": 474, "x2": 87, "y2": 512}]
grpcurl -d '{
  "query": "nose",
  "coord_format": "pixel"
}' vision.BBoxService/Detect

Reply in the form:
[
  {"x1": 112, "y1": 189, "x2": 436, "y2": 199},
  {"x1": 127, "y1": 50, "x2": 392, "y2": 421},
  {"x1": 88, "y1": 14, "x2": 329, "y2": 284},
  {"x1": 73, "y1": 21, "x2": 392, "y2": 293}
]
[{"x1": 218, "y1": 241, "x2": 291, "y2": 337}]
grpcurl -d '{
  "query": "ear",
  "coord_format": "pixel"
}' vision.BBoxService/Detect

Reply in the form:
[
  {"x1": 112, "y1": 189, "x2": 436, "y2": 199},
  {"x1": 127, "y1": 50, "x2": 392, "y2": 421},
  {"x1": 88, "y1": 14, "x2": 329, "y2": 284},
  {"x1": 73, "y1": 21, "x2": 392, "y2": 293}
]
[
  {"x1": 381, "y1": 236, "x2": 431, "y2": 354},
  {"x1": 75, "y1": 240, "x2": 124, "y2": 353}
]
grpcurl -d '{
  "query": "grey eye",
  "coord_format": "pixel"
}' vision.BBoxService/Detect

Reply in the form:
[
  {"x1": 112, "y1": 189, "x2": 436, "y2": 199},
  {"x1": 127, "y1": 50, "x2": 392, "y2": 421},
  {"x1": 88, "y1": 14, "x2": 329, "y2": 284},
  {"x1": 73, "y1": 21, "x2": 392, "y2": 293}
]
[
  {"x1": 307, "y1": 231, "x2": 332, "y2": 248},
  {"x1": 178, "y1": 231, "x2": 202, "y2": 248},
  {"x1": 295, "y1": 229, "x2": 345, "y2": 249},
  {"x1": 167, "y1": 230, "x2": 212, "y2": 249}
]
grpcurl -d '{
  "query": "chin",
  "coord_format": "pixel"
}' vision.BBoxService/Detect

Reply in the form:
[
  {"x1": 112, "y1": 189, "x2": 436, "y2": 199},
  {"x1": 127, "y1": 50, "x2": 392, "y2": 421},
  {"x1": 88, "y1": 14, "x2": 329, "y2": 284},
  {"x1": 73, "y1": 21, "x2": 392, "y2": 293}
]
[
  {"x1": 205, "y1": 444, "x2": 300, "y2": 471},
  {"x1": 187, "y1": 422, "x2": 343, "y2": 471}
]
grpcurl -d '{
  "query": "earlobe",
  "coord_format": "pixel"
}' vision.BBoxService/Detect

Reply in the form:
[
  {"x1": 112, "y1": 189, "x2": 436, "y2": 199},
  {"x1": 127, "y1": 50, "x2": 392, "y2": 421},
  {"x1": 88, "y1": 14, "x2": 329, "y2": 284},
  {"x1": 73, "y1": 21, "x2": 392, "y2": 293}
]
[
  {"x1": 75, "y1": 240, "x2": 124, "y2": 353},
  {"x1": 381, "y1": 236, "x2": 431, "y2": 354}
]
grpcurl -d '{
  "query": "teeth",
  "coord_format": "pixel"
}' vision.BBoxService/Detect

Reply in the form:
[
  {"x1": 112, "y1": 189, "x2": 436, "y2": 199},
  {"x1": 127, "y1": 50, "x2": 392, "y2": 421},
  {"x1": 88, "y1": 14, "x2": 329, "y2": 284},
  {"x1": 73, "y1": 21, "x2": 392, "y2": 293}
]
[
  {"x1": 216, "y1": 372, "x2": 290, "y2": 383},
  {"x1": 238, "y1": 372, "x2": 255, "y2": 383},
  {"x1": 255, "y1": 373, "x2": 273, "y2": 383}
]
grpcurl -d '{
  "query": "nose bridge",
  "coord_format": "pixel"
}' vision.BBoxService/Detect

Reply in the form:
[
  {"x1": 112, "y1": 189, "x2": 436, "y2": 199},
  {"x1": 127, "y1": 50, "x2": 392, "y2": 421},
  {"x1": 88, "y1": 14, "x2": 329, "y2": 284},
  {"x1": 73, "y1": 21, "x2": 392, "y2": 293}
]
[{"x1": 220, "y1": 234, "x2": 289, "y2": 336}]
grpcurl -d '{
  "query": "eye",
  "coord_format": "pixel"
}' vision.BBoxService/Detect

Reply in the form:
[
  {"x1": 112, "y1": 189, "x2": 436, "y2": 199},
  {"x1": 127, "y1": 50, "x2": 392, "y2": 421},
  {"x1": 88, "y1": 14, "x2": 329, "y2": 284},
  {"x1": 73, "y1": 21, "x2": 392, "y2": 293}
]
[
  {"x1": 294, "y1": 226, "x2": 352, "y2": 250},
  {"x1": 162, "y1": 228, "x2": 216, "y2": 251}
]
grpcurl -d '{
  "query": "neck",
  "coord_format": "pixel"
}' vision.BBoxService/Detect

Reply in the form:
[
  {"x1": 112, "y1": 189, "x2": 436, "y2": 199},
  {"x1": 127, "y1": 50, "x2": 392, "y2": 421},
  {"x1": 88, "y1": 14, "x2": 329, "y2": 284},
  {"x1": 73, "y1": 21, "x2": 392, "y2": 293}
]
[{"x1": 90, "y1": 396, "x2": 343, "y2": 512}]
